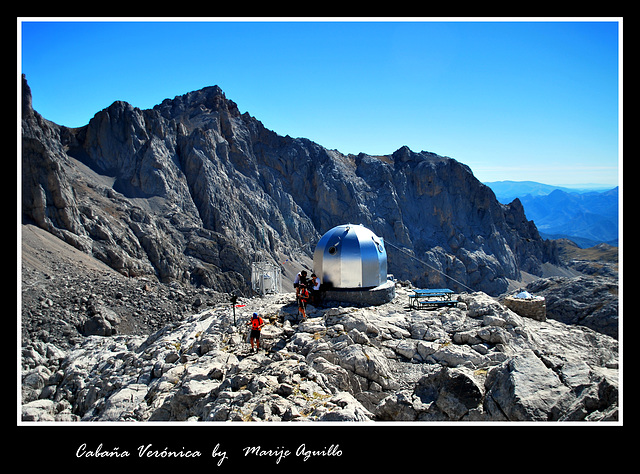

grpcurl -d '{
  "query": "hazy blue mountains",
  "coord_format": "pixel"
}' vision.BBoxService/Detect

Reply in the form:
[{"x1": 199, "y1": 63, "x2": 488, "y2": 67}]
[{"x1": 485, "y1": 181, "x2": 619, "y2": 247}]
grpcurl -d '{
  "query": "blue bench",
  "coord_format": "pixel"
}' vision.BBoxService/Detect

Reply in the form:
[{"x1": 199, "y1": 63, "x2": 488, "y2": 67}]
[{"x1": 410, "y1": 289, "x2": 458, "y2": 309}]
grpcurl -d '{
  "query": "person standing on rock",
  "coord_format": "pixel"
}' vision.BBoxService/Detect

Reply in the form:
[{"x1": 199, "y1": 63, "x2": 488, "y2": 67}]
[
  {"x1": 309, "y1": 273, "x2": 320, "y2": 305},
  {"x1": 294, "y1": 270, "x2": 308, "y2": 288},
  {"x1": 296, "y1": 283, "x2": 309, "y2": 319},
  {"x1": 246, "y1": 312, "x2": 265, "y2": 352}
]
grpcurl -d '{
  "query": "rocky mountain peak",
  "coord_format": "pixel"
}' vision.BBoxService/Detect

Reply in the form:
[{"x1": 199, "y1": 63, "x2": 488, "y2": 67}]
[
  {"x1": 153, "y1": 85, "x2": 242, "y2": 132},
  {"x1": 22, "y1": 76, "x2": 558, "y2": 298},
  {"x1": 392, "y1": 145, "x2": 413, "y2": 160},
  {"x1": 21, "y1": 74, "x2": 33, "y2": 117}
]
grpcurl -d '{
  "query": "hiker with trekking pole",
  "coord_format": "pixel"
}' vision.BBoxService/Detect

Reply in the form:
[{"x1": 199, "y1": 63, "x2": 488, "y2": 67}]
[
  {"x1": 246, "y1": 312, "x2": 265, "y2": 352},
  {"x1": 294, "y1": 269, "x2": 310, "y2": 320},
  {"x1": 296, "y1": 283, "x2": 309, "y2": 320}
]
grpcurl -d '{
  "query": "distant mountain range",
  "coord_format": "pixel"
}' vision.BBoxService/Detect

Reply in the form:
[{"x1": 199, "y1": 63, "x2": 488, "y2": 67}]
[
  {"x1": 484, "y1": 181, "x2": 619, "y2": 247},
  {"x1": 484, "y1": 180, "x2": 615, "y2": 204}
]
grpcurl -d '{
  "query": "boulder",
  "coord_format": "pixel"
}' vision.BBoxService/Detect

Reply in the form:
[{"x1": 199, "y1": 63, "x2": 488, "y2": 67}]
[
  {"x1": 484, "y1": 349, "x2": 572, "y2": 421},
  {"x1": 416, "y1": 367, "x2": 485, "y2": 420},
  {"x1": 526, "y1": 276, "x2": 618, "y2": 338}
]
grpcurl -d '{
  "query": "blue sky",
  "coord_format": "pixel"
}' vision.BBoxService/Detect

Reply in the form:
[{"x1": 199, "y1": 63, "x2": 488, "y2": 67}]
[{"x1": 20, "y1": 19, "x2": 620, "y2": 186}]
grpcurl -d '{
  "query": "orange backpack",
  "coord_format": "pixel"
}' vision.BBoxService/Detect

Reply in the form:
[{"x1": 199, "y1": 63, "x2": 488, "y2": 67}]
[
  {"x1": 298, "y1": 287, "x2": 309, "y2": 301},
  {"x1": 251, "y1": 316, "x2": 263, "y2": 330}
]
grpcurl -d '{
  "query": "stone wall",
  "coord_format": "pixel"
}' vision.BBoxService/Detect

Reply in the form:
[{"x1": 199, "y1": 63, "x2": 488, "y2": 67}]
[{"x1": 503, "y1": 296, "x2": 546, "y2": 321}]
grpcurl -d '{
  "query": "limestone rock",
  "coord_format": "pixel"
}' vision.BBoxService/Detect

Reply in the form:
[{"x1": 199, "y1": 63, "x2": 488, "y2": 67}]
[
  {"x1": 526, "y1": 276, "x2": 618, "y2": 338},
  {"x1": 21, "y1": 287, "x2": 619, "y2": 423},
  {"x1": 484, "y1": 349, "x2": 572, "y2": 420}
]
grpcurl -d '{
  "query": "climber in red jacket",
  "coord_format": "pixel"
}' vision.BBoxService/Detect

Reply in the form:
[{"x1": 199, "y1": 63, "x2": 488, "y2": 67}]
[{"x1": 246, "y1": 312, "x2": 265, "y2": 352}]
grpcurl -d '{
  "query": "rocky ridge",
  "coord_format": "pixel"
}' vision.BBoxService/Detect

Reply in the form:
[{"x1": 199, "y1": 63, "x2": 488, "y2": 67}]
[
  {"x1": 21, "y1": 223, "x2": 227, "y2": 349},
  {"x1": 22, "y1": 283, "x2": 618, "y2": 422},
  {"x1": 22, "y1": 75, "x2": 557, "y2": 298},
  {"x1": 525, "y1": 275, "x2": 619, "y2": 339}
]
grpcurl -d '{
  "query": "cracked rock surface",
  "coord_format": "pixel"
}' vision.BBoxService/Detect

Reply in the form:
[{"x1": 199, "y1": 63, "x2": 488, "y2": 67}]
[{"x1": 22, "y1": 286, "x2": 618, "y2": 422}]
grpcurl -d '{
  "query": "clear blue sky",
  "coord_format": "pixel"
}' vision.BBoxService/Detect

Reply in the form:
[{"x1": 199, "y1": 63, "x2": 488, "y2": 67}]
[{"x1": 20, "y1": 19, "x2": 620, "y2": 186}]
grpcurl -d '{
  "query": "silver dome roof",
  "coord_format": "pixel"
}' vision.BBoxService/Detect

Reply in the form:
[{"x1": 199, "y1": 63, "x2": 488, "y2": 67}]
[{"x1": 313, "y1": 224, "x2": 387, "y2": 289}]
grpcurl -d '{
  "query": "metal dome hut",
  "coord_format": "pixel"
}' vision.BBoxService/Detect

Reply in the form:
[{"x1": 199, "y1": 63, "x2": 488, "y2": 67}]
[{"x1": 313, "y1": 224, "x2": 395, "y2": 305}]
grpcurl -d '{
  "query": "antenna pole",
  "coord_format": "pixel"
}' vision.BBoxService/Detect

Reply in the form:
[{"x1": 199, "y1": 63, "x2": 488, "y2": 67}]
[{"x1": 230, "y1": 294, "x2": 238, "y2": 326}]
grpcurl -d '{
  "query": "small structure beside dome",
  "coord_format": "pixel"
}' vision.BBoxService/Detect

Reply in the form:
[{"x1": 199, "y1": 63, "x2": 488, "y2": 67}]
[{"x1": 503, "y1": 290, "x2": 546, "y2": 321}]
